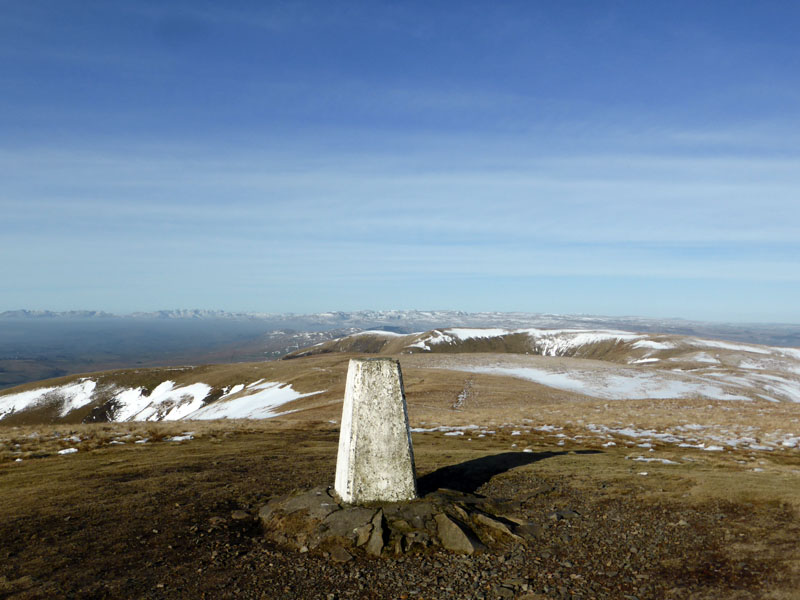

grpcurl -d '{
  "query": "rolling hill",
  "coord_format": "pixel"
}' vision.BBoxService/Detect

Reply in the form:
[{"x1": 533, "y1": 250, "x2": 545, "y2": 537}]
[{"x1": 2, "y1": 327, "x2": 799, "y2": 457}]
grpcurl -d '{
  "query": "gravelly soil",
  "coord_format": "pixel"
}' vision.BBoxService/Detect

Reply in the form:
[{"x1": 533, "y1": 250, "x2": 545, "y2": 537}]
[
  {"x1": 1, "y1": 426, "x2": 798, "y2": 600},
  {"x1": 192, "y1": 482, "x2": 795, "y2": 600}
]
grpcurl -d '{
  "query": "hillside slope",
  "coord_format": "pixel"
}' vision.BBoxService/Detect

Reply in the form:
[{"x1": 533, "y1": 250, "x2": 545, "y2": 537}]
[{"x1": 2, "y1": 327, "x2": 799, "y2": 431}]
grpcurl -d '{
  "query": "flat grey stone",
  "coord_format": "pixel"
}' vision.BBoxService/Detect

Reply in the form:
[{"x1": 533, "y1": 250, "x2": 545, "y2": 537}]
[
  {"x1": 515, "y1": 522, "x2": 543, "y2": 541},
  {"x1": 472, "y1": 512, "x2": 521, "y2": 540},
  {"x1": 322, "y1": 507, "x2": 377, "y2": 540},
  {"x1": 388, "y1": 518, "x2": 412, "y2": 533},
  {"x1": 283, "y1": 488, "x2": 340, "y2": 520},
  {"x1": 355, "y1": 524, "x2": 373, "y2": 546},
  {"x1": 434, "y1": 513, "x2": 484, "y2": 555},
  {"x1": 394, "y1": 501, "x2": 436, "y2": 527}
]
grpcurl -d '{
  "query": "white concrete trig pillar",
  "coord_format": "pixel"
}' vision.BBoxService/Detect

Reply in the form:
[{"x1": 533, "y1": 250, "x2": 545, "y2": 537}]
[{"x1": 334, "y1": 358, "x2": 418, "y2": 504}]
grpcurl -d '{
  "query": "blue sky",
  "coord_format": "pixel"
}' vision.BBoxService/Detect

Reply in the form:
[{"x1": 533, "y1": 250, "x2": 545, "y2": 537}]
[{"x1": 1, "y1": 1, "x2": 799, "y2": 322}]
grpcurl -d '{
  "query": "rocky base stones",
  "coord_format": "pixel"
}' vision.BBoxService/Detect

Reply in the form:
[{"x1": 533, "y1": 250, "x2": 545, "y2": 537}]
[{"x1": 259, "y1": 486, "x2": 540, "y2": 559}]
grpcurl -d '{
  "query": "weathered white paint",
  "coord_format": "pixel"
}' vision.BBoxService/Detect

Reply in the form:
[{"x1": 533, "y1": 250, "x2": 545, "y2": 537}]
[{"x1": 334, "y1": 358, "x2": 418, "y2": 504}]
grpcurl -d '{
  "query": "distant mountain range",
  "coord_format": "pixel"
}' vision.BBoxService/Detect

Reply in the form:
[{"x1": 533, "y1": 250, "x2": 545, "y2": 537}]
[{"x1": 3, "y1": 308, "x2": 799, "y2": 345}]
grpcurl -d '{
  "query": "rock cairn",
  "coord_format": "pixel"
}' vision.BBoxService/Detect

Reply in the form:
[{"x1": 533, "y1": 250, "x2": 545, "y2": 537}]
[{"x1": 259, "y1": 486, "x2": 540, "y2": 560}]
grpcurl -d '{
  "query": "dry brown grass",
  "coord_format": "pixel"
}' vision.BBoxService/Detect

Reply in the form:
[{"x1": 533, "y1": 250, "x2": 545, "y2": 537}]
[
  {"x1": 1, "y1": 421, "x2": 799, "y2": 598},
  {"x1": 3, "y1": 345, "x2": 800, "y2": 597}
]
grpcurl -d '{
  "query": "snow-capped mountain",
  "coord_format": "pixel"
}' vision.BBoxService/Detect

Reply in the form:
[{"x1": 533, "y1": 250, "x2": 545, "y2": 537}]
[{"x1": 3, "y1": 309, "x2": 799, "y2": 346}]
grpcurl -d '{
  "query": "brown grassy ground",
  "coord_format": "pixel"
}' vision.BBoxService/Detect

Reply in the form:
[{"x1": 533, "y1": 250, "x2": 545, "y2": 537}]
[
  {"x1": 1, "y1": 418, "x2": 799, "y2": 599},
  {"x1": 2, "y1": 352, "x2": 800, "y2": 598}
]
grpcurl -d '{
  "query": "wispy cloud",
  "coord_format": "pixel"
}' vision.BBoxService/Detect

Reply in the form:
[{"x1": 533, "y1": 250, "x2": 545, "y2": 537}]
[{"x1": 2, "y1": 2, "x2": 799, "y2": 319}]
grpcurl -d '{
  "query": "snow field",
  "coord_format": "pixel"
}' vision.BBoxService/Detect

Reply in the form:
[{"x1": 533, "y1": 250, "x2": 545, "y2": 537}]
[
  {"x1": 1, "y1": 378, "x2": 324, "y2": 422},
  {"x1": 0, "y1": 379, "x2": 97, "y2": 420}
]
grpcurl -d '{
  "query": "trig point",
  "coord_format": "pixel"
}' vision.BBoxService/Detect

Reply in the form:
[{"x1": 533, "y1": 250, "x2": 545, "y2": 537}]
[{"x1": 334, "y1": 358, "x2": 418, "y2": 504}]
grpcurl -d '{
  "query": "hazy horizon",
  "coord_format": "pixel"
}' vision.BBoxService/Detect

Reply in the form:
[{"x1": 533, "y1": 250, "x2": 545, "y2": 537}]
[{"x1": 4, "y1": 306, "x2": 800, "y2": 327}]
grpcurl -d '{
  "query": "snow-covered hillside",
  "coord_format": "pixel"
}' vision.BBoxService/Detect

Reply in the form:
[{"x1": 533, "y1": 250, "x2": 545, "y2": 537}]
[
  {"x1": 295, "y1": 327, "x2": 800, "y2": 403},
  {"x1": 0, "y1": 377, "x2": 323, "y2": 423},
  {"x1": 406, "y1": 327, "x2": 800, "y2": 360},
  {"x1": 2, "y1": 326, "x2": 800, "y2": 425}
]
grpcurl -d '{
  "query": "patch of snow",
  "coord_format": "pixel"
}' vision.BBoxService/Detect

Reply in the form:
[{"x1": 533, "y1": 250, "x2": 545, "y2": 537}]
[
  {"x1": 691, "y1": 339, "x2": 771, "y2": 355},
  {"x1": 462, "y1": 366, "x2": 752, "y2": 401},
  {"x1": 632, "y1": 358, "x2": 660, "y2": 364},
  {"x1": 738, "y1": 360, "x2": 766, "y2": 370},
  {"x1": 776, "y1": 347, "x2": 800, "y2": 360},
  {"x1": 406, "y1": 338, "x2": 433, "y2": 351},
  {"x1": 0, "y1": 379, "x2": 97, "y2": 419},
  {"x1": 410, "y1": 425, "x2": 480, "y2": 433},
  {"x1": 220, "y1": 384, "x2": 245, "y2": 399},
  {"x1": 55, "y1": 380, "x2": 97, "y2": 416},
  {"x1": 677, "y1": 424, "x2": 707, "y2": 431},
  {"x1": 632, "y1": 340, "x2": 674, "y2": 350},
  {"x1": 632, "y1": 456, "x2": 679, "y2": 465},
  {"x1": 111, "y1": 381, "x2": 213, "y2": 421},
  {"x1": 521, "y1": 328, "x2": 643, "y2": 356},
  {"x1": 444, "y1": 328, "x2": 510, "y2": 341},
  {"x1": 748, "y1": 443, "x2": 773, "y2": 451},
  {"x1": 58, "y1": 448, "x2": 78, "y2": 455},
  {"x1": 351, "y1": 330, "x2": 406, "y2": 337},
  {"x1": 186, "y1": 382, "x2": 323, "y2": 420},
  {"x1": 667, "y1": 352, "x2": 720, "y2": 365},
  {"x1": 420, "y1": 330, "x2": 456, "y2": 346},
  {"x1": 165, "y1": 434, "x2": 194, "y2": 442},
  {"x1": 444, "y1": 431, "x2": 464, "y2": 436}
]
